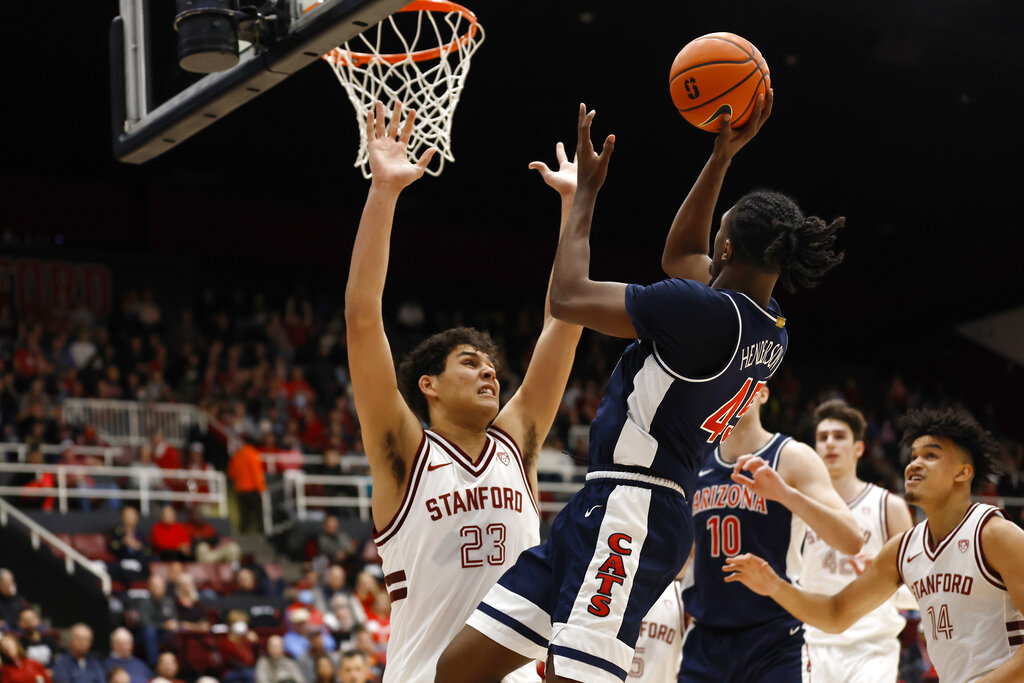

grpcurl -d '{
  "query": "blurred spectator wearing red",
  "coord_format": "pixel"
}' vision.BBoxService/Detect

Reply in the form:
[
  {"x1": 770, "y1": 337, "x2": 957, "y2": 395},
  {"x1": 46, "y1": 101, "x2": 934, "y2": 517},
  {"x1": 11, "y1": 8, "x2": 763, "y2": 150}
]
[
  {"x1": 149, "y1": 505, "x2": 193, "y2": 561},
  {"x1": 0, "y1": 633, "x2": 52, "y2": 683}
]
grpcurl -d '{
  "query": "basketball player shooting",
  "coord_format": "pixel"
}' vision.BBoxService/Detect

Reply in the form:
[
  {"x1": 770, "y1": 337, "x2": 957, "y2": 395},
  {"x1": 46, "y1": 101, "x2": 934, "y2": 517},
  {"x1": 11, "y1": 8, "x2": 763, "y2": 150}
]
[
  {"x1": 724, "y1": 408, "x2": 1024, "y2": 683},
  {"x1": 345, "y1": 101, "x2": 582, "y2": 683},
  {"x1": 437, "y1": 91, "x2": 847, "y2": 683}
]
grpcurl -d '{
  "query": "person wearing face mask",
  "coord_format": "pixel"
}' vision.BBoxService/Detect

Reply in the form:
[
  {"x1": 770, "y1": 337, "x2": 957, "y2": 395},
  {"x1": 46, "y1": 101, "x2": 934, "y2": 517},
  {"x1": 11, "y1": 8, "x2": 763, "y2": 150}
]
[{"x1": 218, "y1": 611, "x2": 258, "y2": 683}]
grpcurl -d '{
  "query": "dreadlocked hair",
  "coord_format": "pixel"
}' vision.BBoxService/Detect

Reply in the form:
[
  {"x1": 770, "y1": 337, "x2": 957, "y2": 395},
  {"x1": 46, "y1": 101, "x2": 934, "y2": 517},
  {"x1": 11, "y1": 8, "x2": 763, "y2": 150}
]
[
  {"x1": 728, "y1": 189, "x2": 846, "y2": 292},
  {"x1": 899, "y1": 408, "x2": 1000, "y2": 492},
  {"x1": 397, "y1": 327, "x2": 500, "y2": 423}
]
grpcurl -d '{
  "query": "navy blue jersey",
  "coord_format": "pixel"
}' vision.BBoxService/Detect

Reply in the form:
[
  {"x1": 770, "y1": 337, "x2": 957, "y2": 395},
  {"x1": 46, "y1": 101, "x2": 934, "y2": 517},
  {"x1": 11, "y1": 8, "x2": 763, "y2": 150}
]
[
  {"x1": 588, "y1": 279, "x2": 788, "y2": 498},
  {"x1": 683, "y1": 433, "x2": 805, "y2": 629}
]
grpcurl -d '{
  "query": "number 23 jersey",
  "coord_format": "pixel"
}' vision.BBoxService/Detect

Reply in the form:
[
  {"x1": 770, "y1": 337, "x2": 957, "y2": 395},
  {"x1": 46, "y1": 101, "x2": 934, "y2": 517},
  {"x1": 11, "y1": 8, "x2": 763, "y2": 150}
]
[{"x1": 373, "y1": 427, "x2": 541, "y2": 683}]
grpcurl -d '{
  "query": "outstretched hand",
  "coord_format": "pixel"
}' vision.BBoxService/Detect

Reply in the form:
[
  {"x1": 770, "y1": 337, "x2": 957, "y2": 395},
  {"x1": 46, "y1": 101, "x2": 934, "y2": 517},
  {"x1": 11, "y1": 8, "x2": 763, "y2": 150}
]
[
  {"x1": 574, "y1": 103, "x2": 615, "y2": 192},
  {"x1": 722, "y1": 553, "x2": 780, "y2": 595},
  {"x1": 529, "y1": 141, "x2": 577, "y2": 198},
  {"x1": 731, "y1": 453, "x2": 790, "y2": 503},
  {"x1": 713, "y1": 87, "x2": 774, "y2": 160},
  {"x1": 366, "y1": 100, "x2": 436, "y2": 188}
]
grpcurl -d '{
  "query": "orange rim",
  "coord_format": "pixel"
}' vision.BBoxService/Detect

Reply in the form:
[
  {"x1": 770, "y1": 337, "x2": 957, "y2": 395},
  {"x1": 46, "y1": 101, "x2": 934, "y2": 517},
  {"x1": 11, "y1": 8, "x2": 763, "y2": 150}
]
[{"x1": 308, "y1": 0, "x2": 480, "y2": 67}]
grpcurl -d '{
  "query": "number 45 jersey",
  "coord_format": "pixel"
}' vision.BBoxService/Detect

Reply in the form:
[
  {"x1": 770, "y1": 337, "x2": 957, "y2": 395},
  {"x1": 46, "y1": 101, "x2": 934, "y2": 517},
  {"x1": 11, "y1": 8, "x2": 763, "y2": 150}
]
[
  {"x1": 373, "y1": 427, "x2": 541, "y2": 683},
  {"x1": 897, "y1": 503, "x2": 1023, "y2": 683},
  {"x1": 588, "y1": 280, "x2": 788, "y2": 499}
]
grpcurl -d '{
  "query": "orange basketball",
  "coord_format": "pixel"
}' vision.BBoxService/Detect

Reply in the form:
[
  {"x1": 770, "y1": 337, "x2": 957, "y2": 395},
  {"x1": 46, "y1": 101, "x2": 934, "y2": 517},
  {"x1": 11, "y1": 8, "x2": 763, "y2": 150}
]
[{"x1": 669, "y1": 32, "x2": 770, "y2": 132}]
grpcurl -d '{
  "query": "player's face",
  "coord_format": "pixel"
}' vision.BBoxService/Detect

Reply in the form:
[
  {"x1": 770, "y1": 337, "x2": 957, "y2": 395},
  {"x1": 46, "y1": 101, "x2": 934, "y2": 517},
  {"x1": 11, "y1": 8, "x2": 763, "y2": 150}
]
[
  {"x1": 814, "y1": 418, "x2": 863, "y2": 478},
  {"x1": 435, "y1": 345, "x2": 500, "y2": 421},
  {"x1": 904, "y1": 435, "x2": 973, "y2": 505},
  {"x1": 710, "y1": 210, "x2": 733, "y2": 279}
]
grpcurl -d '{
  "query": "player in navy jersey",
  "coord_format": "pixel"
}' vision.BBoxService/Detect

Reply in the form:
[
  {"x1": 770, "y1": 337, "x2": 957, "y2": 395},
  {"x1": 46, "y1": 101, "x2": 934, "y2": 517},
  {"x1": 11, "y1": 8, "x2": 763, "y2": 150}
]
[
  {"x1": 679, "y1": 386, "x2": 862, "y2": 682},
  {"x1": 436, "y1": 92, "x2": 846, "y2": 683},
  {"x1": 724, "y1": 408, "x2": 1024, "y2": 683}
]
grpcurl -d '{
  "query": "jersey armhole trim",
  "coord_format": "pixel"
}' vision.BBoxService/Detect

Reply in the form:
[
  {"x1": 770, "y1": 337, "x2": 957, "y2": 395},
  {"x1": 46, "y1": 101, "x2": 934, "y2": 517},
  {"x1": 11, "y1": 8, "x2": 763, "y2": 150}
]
[
  {"x1": 650, "y1": 294, "x2": 743, "y2": 383},
  {"x1": 372, "y1": 431, "x2": 429, "y2": 546},
  {"x1": 974, "y1": 506, "x2": 1008, "y2": 590},
  {"x1": 488, "y1": 425, "x2": 540, "y2": 516},
  {"x1": 896, "y1": 528, "x2": 912, "y2": 586},
  {"x1": 880, "y1": 489, "x2": 891, "y2": 541}
]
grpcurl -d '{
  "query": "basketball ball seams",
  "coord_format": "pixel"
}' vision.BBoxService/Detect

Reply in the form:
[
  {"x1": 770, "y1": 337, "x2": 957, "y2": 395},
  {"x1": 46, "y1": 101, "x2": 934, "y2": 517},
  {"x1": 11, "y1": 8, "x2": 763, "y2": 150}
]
[
  {"x1": 670, "y1": 57, "x2": 754, "y2": 84},
  {"x1": 697, "y1": 35, "x2": 758, "y2": 61},
  {"x1": 675, "y1": 65, "x2": 762, "y2": 113},
  {"x1": 731, "y1": 72, "x2": 767, "y2": 127}
]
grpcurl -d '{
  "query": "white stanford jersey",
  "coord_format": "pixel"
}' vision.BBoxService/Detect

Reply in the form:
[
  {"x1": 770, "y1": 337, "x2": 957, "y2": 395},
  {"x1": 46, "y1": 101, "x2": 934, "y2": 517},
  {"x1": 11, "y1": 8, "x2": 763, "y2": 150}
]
[
  {"x1": 801, "y1": 483, "x2": 906, "y2": 645},
  {"x1": 898, "y1": 503, "x2": 1023, "y2": 682},
  {"x1": 629, "y1": 580, "x2": 684, "y2": 681},
  {"x1": 373, "y1": 427, "x2": 541, "y2": 683}
]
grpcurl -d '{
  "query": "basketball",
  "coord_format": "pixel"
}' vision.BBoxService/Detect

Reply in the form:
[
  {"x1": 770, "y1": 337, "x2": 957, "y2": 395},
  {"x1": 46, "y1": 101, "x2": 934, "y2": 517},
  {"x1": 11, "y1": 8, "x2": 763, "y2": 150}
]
[{"x1": 669, "y1": 32, "x2": 771, "y2": 132}]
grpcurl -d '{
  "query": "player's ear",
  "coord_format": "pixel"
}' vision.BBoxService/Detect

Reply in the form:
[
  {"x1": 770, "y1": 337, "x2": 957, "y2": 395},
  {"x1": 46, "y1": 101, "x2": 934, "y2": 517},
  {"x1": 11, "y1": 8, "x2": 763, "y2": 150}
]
[
  {"x1": 418, "y1": 374, "x2": 438, "y2": 399},
  {"x1": 953, "y1": 461, "x2": 974, "y2": 486},
  {"x1": 722, "y1": 238, "x2": 733, "y2": 263},
  {"x1": 854, "y1": 440, "x2": 865, "y2": 459}
]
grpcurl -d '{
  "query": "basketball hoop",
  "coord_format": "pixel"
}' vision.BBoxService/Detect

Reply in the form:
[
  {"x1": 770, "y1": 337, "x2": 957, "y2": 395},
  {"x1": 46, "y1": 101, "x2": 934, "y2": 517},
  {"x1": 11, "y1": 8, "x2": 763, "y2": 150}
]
[{"x1": 314, "y1": 0, "x2": 484, "y2": 178}]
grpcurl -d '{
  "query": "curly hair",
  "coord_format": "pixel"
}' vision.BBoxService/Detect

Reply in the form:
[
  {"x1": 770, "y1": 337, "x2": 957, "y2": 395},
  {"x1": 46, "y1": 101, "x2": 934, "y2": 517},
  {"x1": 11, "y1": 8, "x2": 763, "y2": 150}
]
[
  {"x1": 813, "y1": 399, "x2": 866, "y2": 441},
  {"x1": 728, "y1": 189, "x2": 846, "y2": 292},
  {"x1": 899, "y1": 408, "x2": 1000, "y2": 492},
  {"x1": 397, "y1": 327, "x2": 500, "y2": 423}
]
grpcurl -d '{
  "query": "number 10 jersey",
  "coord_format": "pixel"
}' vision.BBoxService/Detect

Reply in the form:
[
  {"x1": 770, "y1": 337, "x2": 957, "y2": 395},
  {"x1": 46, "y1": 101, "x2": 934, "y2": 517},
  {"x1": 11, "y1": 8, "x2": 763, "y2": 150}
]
[{"x1": 373, "y1": 427, "x2": 541, "y2": 683}]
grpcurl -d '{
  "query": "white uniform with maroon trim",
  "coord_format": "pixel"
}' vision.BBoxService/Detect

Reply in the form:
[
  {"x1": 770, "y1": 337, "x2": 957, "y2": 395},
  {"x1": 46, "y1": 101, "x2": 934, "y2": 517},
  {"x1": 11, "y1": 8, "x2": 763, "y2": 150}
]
[
  {"x1": 897, "y1": 503, "x2": 1023, "y2": 683},
  {"x1": 800, "y1": 483, "x2": 905, "y2": 681},
  {"x1": 373, "y1": 426, "x2": 541, "y2": 683},
  {"x1": 629, "y1": 579, "x2": 684, "y2": 682}
]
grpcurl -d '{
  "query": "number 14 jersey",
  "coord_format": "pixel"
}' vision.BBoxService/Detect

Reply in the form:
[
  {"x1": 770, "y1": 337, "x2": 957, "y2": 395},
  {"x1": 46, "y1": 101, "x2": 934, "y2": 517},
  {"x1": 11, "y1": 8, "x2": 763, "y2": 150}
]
[{"x1": 373, "y1": 427, "x2": 541, "y2": 683}]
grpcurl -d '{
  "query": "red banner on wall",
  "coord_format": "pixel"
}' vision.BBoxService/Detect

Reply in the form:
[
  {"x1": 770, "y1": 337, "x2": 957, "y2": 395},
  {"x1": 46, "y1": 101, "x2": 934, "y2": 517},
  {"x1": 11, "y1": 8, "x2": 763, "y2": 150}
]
[{"x1": 0, "y1": 257, "x2": 113, "y2": 320}]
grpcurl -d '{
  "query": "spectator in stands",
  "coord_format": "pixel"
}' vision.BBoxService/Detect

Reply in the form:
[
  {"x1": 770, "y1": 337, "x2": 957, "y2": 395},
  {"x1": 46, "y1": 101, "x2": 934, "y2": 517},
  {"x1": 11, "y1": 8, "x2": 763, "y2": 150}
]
[
  {"x1": 52, "y1": 623, "x2": 105, "y2": 683},
  {"x1": 0, "y1": 569, "x2": 28, "y2": 629},
  {"x1": 254, "y1": 634, "x2": 303, "y2": 683},
  {"x1": 149, "y1": 431, "x2": 180, "y2": 472},
  {"x1": 1, "y1": 632, "x2": 52, "y2": 683},
  {"x1": 174, "y1": 574, "x2": 210, "y2": 633},
  {"x1": 106, "y1": 668, "x2": 129, "y2": 683},
  {"x1": 311, "y1": 655, "x2": 336, "y2": 683},
  {"x1": 314, "y1": 566, "x2": 361, "y2": 619},
  {"x1": 108, "y1": 506, "x2": 151, "y2": 584},
  {"x1": 183, "y1": 443, "x2": 214, "y2": 496},
  {"x1": 218, "y1": 610, "x2": 257, "y2": 683},
  {"x1": 351, "y1": 572, "x2": 381, "y2": 620},
  {"x1": 352, "y1": 628, "x2": 384, "y2": 681},
  {"x1": 316, "y1": 516, "x2": 355, "y2": 569},
  {"x1": 184, "y1": 506, "x2": 240, "y2": 565},
  {"x1": 227, "y1": 440, "x2": 265, "y2": 534},
  {"x1": 282, "y1": 609, "x2": 320, "y2": 660},
  {"x1": 153, "y1": 652, "x2": 185, "y2": 683},
  {"x1": 103, "y1": 629, "x2": 152, "y2": 683},
  {"x1": 134, "y1": 575, "x2": 178, "y2": 667},
  {"x1": 17, "y1": 607, "x2": 60, "y2": 668},
  {"x1": 363, "y1": 593, "x2": 390, "y2": 654},
  {"x1": 296, "y1": 628, "x2": 339, "y2": 683},
  {"x1": 337, "y1": 650, "x2": 373, "y2": 683},
  {"x1": 128, "y1": 446, "x2": 164, "y2": 493},
  {"x1": 324, "y1": 598, "x2": 362, "y2": 652},
  {"x1": 149, "y1": 505, "x2": 192, "y2": 561},
  {"x1": 14, "y1": 448, "x2": 55, "y2": 510}
]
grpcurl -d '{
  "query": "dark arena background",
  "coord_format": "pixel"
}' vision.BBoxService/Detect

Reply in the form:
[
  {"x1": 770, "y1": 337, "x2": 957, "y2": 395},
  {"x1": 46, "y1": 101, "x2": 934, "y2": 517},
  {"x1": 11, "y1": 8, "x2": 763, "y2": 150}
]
[{"x1": 0, "y1": 1, "x2": 1022, "y2": 681}]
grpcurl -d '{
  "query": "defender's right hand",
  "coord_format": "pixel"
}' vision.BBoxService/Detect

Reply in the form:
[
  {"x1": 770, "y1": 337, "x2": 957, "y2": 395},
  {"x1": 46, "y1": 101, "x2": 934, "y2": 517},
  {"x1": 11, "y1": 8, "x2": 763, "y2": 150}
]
[{"x1": 366, "y1": 100, "x2": 436, "y2": 188}]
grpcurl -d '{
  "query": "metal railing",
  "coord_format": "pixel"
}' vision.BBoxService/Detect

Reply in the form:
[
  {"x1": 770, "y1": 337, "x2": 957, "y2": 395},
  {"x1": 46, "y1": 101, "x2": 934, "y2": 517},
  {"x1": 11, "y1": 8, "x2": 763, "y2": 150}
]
[
  {"x1": 62, "y1": 398, "x2": 208, "y2": 448},
  {"x1": 0, "y1": 442, "x2": 127, "y2": 466},
  {"x1": 260, "y1": 451, "x2": 369, "y2": 475},
  {"x1": 0, "y1": 496, "x2": 112, "y2": 595},
  {"x1": 0, "y1": 463, "x2": 228, "y2": 516}
]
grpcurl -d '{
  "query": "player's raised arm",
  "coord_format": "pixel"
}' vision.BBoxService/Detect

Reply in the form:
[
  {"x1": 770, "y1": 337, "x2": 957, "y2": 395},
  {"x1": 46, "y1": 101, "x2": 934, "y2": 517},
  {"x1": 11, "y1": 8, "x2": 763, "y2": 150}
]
[
  {"x1": 549, "y1": 104, "x2": 636, "y2": 339},
  {"x1": 724, "y1": 531, "x2": 905, "y2": 633},
  {"x1": 661, "y1": 89, "x2": 773, "y2": 282},
  {"x1": 733, "y1": 439, "x2": 864, "y2": 555},
  {"x1": 495, "y1": 143, "x2": 583, "y2": 491},
  {"x1": 977, "y1": 517, "x2": 1024, "y2": 682},
  {"x1": 344, "y1": 101, "x2": 436, "y2": 524}
]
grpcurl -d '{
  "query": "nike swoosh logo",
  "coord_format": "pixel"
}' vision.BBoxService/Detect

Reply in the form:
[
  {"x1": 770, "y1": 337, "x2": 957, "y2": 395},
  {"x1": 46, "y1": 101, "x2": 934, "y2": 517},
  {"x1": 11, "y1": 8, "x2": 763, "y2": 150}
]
[
  {"x1": 789, "y1": 626, "x2": 802, "y2": 636},
  {"x1": 698, "y1": 468, "x2": 714, "y2": 477},
  {"x1": 585, "y1": 505, "x2": 604, "y2": 517},
  {"x1": 907, "y1": 551, "x2": 922, "y2": 563},
  {"x1": 427, "y1": 462, "x2": 451, "y2": 471},
  {"x1": 699, "y1": 103, "x2": 733, "y2": 127}
]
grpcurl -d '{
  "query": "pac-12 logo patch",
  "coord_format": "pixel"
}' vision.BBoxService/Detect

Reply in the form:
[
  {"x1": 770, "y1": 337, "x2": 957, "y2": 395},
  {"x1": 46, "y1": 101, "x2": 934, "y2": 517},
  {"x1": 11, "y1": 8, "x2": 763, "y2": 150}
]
[
  {"x1": 497, "y1": 450, "x2": 510, "y2": 466},
  {"x1": 958, "y1": 539, "x2": 970, "y2": 553}
]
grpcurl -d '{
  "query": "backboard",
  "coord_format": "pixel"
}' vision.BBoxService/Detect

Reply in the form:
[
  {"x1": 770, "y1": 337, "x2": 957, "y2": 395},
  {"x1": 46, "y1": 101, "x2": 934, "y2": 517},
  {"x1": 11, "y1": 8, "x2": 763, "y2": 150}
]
[{"x1": 110, "y1": 0, "x2": 407, "y2": 164}]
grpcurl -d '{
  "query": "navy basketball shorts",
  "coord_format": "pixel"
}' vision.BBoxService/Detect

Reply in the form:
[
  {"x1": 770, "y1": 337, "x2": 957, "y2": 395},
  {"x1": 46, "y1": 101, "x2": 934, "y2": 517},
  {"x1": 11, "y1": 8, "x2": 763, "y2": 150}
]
[
  {"x1": 678, "y1": 616, "x2": 810, "y2": 683},
  {"x1": 467, "y1": 470, "x2": 693, "y2": 683}
]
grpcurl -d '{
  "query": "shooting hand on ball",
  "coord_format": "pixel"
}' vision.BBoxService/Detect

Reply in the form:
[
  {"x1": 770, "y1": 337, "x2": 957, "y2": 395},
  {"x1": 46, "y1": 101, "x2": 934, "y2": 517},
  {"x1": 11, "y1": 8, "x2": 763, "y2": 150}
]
[{"x1": 713, "y1": 88, "x2": 774, "y2": 160}]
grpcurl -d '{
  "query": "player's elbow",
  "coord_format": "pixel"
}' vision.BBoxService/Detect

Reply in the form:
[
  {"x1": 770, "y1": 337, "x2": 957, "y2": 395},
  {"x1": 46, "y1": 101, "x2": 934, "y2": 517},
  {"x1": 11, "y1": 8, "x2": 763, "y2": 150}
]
[{"x1": 549, "y1": 281, "x2": 579, "y2": 321}]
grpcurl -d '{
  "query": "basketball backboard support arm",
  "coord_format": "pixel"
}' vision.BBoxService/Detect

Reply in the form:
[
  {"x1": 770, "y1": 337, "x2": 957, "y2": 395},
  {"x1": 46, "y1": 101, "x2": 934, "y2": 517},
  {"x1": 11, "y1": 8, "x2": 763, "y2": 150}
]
[{"x1": 110, "y1": 0, "x2": 407, "y2": 164}]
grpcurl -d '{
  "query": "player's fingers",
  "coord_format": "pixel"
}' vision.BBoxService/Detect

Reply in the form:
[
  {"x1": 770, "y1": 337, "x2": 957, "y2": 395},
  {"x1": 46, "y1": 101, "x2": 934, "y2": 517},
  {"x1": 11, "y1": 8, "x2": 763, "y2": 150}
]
[
  {"x1": 763, "y1": 88, "x2": 774, "y2": 119},
  {"x1": 415, "y1": 146, "x2": 437, "y2": 169},
  {"x1": 528, "y1": 161, "x2": 552, "y2": 175},
  {"x1": 400, "y1": 108, "x2": 417, "y2": 143},
  {"x1": 577, "y1": 103, "x2": 587, "y2": 127},
  {"x1": 731, "y1": 472, "x2": 756, "y2": 488},
  {"x1": 555, "y1": 141, "x2": 568, "y2": 165},
  {"x1": 365, "y1": 109, "x2": 375, "y2": 140},
  {"x1": 387, "y1": 100, "x2": 403, "y2": 138},
  {"x1": 374, "y1": 101, "x2": 385, "y2": 139}
]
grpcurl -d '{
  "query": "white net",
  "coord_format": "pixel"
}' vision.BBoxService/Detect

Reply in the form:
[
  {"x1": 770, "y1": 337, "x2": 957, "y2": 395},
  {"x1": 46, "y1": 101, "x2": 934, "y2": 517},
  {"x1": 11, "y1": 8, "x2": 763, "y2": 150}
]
[{"x1": 322, "y1": 1, "x2": 485, "y2": 177}]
